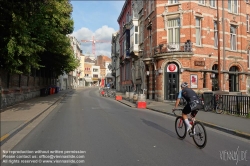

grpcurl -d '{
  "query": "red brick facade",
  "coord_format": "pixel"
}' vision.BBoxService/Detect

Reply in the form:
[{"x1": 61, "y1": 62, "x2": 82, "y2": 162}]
[
  {"x1": 138, "y1": 0, "x2": 250, "y2": 100},
  {"x1": 117, "y1": 0, "x2": 250, "y2": 100}
]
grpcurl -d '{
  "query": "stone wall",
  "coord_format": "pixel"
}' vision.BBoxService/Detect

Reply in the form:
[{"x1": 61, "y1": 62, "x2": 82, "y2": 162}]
[{"x1": 0, "y1": 69, "x2": 56, "y2": 110}]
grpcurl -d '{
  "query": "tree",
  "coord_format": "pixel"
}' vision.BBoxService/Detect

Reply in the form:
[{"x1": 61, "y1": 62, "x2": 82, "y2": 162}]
[{"x1": 0, "y1": 0, "x2": 79, "y2": 76}]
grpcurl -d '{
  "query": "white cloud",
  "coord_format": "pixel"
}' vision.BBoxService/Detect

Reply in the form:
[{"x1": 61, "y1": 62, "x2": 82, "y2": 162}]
[{"x1": 72, "y1": 25, "x2": 116, "y2": 57}]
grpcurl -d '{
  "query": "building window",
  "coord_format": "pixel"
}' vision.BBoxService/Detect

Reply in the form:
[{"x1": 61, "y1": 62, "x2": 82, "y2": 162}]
[
  {"x1": 167, "y1": 18, "x2": 180, "y2": 45},
  {"x1": 130, "y1": 26, "x2": 134, "y2": 49},
  {"x1": 210, "y1": 0, "x2": 216, "y2": 7},
  {"x1": 248, "y1": 50, "x2": 250, "y2": 68},
  {"x1": 214, "y1": 21, "x2": 218, "y2": 47},
  {"x1": 228, "y1": 0, "x2": 238, "y2": 14},
  {"x1": 199, "y1": 0, "x2": 205, "y2": 5},
  {"x1": 168, "y1": 0, "x2": 178, "y2": 4},
  {"x1": 123, "y1": 40, "x2": 126, "y2": 56},
  {"x1": 126, "y1": 12, "x2": 129, "y2": 23},
  {"x1": 135, "y1": 26, "x2": 138, "y2": 44},
  {"x1": 150, "y1": 0, "x2": 154, "y2": 12},
  {"x1": 195, "y1": 17, "x2": 202, "y2": 46},
  {"x1": 149, "y1": 29, "x2": 152, "y2": 56},
  {"x1": 230, "y1": 25, "x2": 237, "y2": 50},
  {"x1": 148, "y1": 0, "x2": 154, "y2": 14},
  {"x1": 247, "y1": 14, "x2": 249, "y2": 32}
]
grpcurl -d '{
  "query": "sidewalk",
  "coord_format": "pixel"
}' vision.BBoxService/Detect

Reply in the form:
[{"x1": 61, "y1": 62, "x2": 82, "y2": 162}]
[
  {"x1": 0, "y1": 89, "x2": 73, "y2": 145},
  {"x1": 118, "y1": 95, "x2": 250, "y2": 140}
]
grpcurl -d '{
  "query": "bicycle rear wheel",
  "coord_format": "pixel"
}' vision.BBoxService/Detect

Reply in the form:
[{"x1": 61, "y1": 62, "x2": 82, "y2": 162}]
[
  {"x1": 175, "y1": 116, "x2": 187, "y2": 139},
  {"x1": 204, "y1": 104, "x2": 211, "y2": 112},
  {"x1": 215, "y1": 102, "x2": 224, "y2": 114},
  {"x1": 192, "y1": 121, "x2": 207, "y2": 149}
]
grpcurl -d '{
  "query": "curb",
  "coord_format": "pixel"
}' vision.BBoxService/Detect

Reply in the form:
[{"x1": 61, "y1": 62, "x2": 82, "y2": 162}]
[
  {"x1": 117, "y1": 99, "x2": 250, "y2": 140},
  {"x1": 0, "y1": 92, "x2": 70, "y2": 146}
]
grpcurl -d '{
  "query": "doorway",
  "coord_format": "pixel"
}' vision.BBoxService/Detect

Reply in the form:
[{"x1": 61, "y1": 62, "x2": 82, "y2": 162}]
[
  {"x1": 229, "y1": 66, "x2": 239, "y2": 92},
  {"x1": 164, "y1": 63, "x2": 179, "y2": 100}
]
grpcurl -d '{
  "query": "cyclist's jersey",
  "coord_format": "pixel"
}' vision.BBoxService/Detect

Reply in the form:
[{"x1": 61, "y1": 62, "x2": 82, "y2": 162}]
[
  {"x1": 179, "y1": 87, "x2": 203, "y2": 111},
  {"x1": 181, "y1": 87, "x2": 198, "y2": 103}
]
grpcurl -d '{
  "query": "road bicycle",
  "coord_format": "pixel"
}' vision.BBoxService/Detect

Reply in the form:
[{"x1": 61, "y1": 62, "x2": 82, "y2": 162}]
[{"x1": 173, "y1": 109, "x2": 207, "y2": 149}]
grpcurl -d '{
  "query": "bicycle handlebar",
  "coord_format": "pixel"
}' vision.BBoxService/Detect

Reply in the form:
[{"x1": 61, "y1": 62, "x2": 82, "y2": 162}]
[{"x1": 172, "y1": 109, "x2": 183, "y2": 116}]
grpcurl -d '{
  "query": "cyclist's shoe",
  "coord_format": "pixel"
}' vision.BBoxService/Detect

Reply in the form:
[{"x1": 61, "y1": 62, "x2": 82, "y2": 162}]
[
  {"x1": 189, "y1": 128, "x2": 196, "y2": 137},
  {"x1": 187, "y1": 125, "x2": 192, "y2": 133}
]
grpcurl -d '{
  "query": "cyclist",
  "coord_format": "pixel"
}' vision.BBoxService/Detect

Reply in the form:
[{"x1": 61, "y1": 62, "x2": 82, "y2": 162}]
[{"x1": 173, "y1": 82, "x2": 203, "y2": 132}]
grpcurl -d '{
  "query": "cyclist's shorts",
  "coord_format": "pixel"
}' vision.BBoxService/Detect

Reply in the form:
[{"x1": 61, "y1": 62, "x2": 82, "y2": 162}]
[{"x1": 182, "y1": 104, "x2": 198, "y2": 117}]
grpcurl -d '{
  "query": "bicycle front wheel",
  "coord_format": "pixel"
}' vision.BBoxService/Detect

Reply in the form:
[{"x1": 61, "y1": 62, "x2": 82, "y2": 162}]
[
  {"x1": 175, "y1": 116, "x2": 187, "y2": 139},
  {"x1": 192, "y1": 121, "x2": 207, "y2": 149}
]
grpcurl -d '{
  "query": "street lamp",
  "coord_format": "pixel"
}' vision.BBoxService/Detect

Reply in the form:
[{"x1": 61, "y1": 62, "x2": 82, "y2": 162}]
[{"x1": 217, "y1": 0, "x2": 221, "y2": 91}]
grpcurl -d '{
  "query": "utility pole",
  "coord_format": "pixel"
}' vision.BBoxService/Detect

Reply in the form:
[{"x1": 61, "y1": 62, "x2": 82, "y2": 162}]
[
  {"x1": 222, "y1": 0, "x2": 226, "y2": 91},
  {"x1": 217, "y1": 0, "x2": 221, "y2": 90}
]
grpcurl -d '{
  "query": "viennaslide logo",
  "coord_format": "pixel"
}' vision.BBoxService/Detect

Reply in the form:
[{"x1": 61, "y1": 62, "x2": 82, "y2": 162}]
[{"x1": 219, "y1": 146, "x2": 248, "y2": 165}]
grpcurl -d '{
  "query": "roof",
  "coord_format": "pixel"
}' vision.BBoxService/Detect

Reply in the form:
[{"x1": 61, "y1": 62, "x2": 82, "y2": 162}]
[
  {"x1": 102, "y1": 56, "x2": 111, "y2": 62},
  {"x1": 85, "y1": 57, "x2": 95, "y2": 63}
]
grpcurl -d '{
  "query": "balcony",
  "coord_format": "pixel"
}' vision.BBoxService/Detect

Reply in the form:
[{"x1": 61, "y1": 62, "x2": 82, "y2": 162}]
[
  {"x1": 130, "y1": 44, "x2": 139, "y2": 53},
  {"x1": 154, "y1": 42, "x2": 193, "y2": 55}
]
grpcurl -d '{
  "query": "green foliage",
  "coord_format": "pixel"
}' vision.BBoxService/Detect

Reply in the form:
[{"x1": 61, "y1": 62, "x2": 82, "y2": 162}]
[{"x1": 0, "y1": 0, "x2": 77, "y2": 76}]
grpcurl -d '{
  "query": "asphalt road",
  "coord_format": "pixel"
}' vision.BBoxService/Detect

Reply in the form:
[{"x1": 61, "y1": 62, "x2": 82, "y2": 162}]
[{"x1": 1, "y1": 88, "x2": 250, "y2": 166}]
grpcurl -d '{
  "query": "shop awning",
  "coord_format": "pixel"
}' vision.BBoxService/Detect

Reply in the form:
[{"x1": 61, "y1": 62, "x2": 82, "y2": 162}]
[{"x1": 84, "y1": 77, "x2": 93, "y2": 82}]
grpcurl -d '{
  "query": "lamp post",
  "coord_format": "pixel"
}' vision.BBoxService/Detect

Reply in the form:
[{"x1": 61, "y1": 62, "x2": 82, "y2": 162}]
[{"x1": 217, "y1": 0, "x2": 221, "y2": 91}]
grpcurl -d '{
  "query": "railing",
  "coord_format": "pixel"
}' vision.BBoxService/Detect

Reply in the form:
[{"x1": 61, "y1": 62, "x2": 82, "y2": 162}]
[
  {"x1": 154, "y1": 42, "x2": 193, "y2": 54},
  {"x1": 203, "y1": 93, "x2": 250, "y2": 116},
  {"x1": 220, "y1": 95, "x2": 250, "y2": 116}
]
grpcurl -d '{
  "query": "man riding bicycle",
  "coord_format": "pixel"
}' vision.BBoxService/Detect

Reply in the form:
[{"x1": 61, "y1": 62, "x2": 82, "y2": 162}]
[{"x1": 173, "y1": 82, "x2": 203, "y2": 132}]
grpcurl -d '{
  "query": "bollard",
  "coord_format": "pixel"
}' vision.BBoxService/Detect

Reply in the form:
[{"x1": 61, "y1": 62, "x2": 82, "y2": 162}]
[
  {"x1": 116, "y1": 96, "x2": 122, "y2": 100},
  {"x1": 133, "y1": 94, "x2": 138, "y2": 103},
  {"x1": 125, "y1": 92, "x2": 129, "y2": 100},
  {"x1": 136, "y1": 101, "x2": 147, "y2": 108},
  {"x1": 138, "y1": 94, "x2": 146, "y2": 102}
]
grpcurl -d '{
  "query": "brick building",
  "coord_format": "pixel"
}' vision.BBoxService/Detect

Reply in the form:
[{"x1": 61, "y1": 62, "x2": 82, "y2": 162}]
[
  {"x1": 118, "y1": 0, "x2": 250, "y2": 101},
  {"x1": 96, "y1": 55, "x2": 113, "y2": 86},
  {"x1": 117, "y1": 0, "x2": 133, "y2": 92}
]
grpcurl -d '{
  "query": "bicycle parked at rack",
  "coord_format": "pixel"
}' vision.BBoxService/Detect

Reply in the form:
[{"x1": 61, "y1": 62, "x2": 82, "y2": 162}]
[
  {"x1": 100, "y1": 88, "x2": 116, "y2": 98},
  {"x1": 173, "y1": 109, "x2": 207, "y2": 149},
  {"x1": 215, "y1": 95, "x2": 228, "y2": 114},
  {"x1": 204, "y1": 94, "x2": 225, "y2": 114}
]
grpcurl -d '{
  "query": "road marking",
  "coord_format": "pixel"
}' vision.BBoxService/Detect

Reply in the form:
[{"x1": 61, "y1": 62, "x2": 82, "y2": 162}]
[{"x1": 0, "y1": 134, "x2": 9, "y2": 142}]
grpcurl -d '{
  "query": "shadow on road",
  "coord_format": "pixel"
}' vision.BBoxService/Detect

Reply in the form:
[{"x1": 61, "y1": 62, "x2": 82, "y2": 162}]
[{"x1": 141, "y1": 118, "x2": 177, "y2": 138}]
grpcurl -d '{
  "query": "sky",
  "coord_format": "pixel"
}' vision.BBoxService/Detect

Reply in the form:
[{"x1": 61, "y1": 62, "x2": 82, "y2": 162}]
[{"x1": 71, "y1": 1, "x2": 125, "y2": 57}]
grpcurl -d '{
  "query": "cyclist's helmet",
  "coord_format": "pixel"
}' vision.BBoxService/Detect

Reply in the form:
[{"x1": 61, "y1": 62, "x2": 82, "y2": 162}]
[{"x1": 181, "y1": 82, "x2": 188, "y2": 88}]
